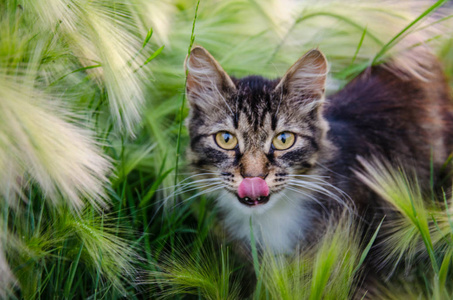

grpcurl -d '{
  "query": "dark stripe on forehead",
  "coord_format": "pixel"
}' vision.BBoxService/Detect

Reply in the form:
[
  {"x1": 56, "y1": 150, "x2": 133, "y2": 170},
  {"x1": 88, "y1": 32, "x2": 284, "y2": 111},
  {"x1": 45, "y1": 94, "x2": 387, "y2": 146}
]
[
  {"x1": 231, "y1": 76, "x2": 279, "y2": 131},
  {"x1": 233, "y1": 94, "x2": 239, "y2": 129},
  {"x1": 236, "y1": 93, "x2": 270, "y2": 131}
]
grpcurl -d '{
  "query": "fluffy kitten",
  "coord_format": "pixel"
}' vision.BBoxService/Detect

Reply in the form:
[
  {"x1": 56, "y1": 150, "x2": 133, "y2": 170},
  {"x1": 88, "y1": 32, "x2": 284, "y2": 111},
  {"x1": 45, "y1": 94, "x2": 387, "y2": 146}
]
[{"x1": 184, "y1": 46, "x2": 453, "y2": 262}]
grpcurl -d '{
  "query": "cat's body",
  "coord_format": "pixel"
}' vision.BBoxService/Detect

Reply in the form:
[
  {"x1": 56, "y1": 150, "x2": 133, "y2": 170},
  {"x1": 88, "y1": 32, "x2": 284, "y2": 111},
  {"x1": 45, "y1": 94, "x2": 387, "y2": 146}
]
[
  {"x1": 185, "y1": 46, "x2": 453, "y2": 277},
  {"x1": 325, "y1": 59, "x2": 452, "y2": 222}
]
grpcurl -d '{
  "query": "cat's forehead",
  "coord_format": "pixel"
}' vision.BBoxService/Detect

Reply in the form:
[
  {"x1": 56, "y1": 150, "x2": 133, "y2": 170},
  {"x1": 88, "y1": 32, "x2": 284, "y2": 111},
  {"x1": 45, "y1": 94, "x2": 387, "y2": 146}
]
[{"x1": 231, "y1": 76, "x2": 279, "y2": 131}]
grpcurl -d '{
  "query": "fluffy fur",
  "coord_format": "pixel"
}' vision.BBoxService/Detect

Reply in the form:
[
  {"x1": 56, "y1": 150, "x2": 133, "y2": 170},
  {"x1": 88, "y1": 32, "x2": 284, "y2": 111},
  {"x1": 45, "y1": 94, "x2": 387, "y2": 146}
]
[{"x1": 184, "y1": 45, "x2": 453, "y2": 276}]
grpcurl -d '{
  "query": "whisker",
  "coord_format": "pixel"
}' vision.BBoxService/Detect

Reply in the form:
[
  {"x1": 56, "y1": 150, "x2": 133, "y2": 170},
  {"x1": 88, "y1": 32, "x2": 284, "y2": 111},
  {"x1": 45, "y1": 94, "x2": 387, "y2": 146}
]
[
  {"x1": 287, "y1": 176, "x2": 342, "y2": 189},
  {"x1": 170, "y1": 180, "x2": 222, "y2": 198},
  {"x1": 287, "y1": 180, "x2": 358, "y2": 217},
  {"x1": 173, "y1": 182, "x2": 222, "y2": 196},
  {"x1": 178, "y1": 177, "x2": 222, "y2": 187},
  {"x1": 170, "y1": 185, "x2": 226, "y2": 210},
  {"x1": 157, "y1": 173, "x2": 220, "y2": 192},
  {"x1": 279, "y1": 190, "x2": 300, "y2": 206},
  {"x1": 176, "y1": 172, "x2": 219, "y2": 184},
  {"x1": 286, "y1": 174, "x2": 330, "y2": 179},
  {"x1": 176, "y1": 172, "x2": 218, "y2": 176},
  {"x1": 150, "y1": 182, "x2": 225, "y2": 219},
  {"x1": 284, "y1": 187, "x2": 329, "y2": 214},
  {"x1": 288, "y1": 179, "x2": 351, "y2": 204},
  {"x1": 288, "y1": 184, "x2": 348, "y2": 211},
  {"x1": 288, "y1": 177, "x2": 351, "y2": 199},
  {"x1": 315, "y1": 162, "x2": 350, "y2": 179},
  {"x1": 189, "y1": 167, "x2": 218, "y2": 173},
  {"x1": 288, "y1": 181, "x2": 344, "y2": 200}
]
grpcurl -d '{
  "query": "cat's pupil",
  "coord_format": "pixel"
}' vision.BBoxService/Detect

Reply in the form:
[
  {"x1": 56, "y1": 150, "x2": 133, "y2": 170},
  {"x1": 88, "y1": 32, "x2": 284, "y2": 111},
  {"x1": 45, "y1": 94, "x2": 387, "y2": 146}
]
[
  {"x1": 223, "y1": 133, "x2": 231, "y2": 143},
  {"x1": 280, "y1": 133, "x2": 287, "y2": 144}
]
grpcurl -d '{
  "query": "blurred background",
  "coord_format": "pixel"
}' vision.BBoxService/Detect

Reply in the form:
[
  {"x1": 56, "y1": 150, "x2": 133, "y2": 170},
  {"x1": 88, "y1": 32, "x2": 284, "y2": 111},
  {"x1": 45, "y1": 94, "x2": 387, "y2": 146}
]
[{"x1": 1, "y1": 0, "x2": 453, "y2": 298}]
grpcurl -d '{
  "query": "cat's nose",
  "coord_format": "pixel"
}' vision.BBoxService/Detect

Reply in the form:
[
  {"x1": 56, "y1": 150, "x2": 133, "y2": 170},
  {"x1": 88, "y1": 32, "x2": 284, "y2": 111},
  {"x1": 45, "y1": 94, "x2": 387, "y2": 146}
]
[
  {"x1": 239, "y1": 152, "x2": 269, "y2": 179},
  {"x1": 240, "y1": 172, "x2": 268, "y2": 179}
]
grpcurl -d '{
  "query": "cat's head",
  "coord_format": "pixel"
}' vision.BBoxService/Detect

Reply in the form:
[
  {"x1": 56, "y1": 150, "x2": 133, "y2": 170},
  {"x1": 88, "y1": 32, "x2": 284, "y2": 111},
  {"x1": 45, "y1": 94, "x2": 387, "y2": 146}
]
[{"x1": 185, "y1": 46, "x2": 330, "y2": 215}]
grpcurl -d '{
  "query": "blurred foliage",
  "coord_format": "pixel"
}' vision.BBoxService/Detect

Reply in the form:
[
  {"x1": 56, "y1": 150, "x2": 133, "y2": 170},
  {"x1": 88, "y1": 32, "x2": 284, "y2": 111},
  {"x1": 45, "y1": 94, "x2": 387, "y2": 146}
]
[{"x1": 0, "y1": 0, "x2": 453, "y2": 299}]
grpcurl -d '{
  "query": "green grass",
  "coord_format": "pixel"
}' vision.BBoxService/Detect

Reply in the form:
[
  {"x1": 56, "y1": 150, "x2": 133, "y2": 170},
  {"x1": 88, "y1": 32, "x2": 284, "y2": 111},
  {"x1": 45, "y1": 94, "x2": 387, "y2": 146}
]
[{"x1": 1, "y1": 0, "x2": 453, "y2": 299}]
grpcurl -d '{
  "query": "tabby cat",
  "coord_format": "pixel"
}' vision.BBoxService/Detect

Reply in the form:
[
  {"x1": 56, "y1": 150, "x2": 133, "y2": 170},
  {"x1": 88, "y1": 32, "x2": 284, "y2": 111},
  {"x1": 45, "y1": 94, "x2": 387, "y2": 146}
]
[{"x1": 184, "y1": 45, "x2": 453, "y2": 266}]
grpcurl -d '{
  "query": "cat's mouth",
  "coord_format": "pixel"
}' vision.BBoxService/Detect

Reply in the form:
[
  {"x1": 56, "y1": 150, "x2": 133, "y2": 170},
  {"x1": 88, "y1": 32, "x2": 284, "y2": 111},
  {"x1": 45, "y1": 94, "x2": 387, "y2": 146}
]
[
  {"x1": 237, "y1": 177, "x2": 270, "y2": 206},
  {"x1": 237, "y1": 195, "x2": 270, "y2": 206}
]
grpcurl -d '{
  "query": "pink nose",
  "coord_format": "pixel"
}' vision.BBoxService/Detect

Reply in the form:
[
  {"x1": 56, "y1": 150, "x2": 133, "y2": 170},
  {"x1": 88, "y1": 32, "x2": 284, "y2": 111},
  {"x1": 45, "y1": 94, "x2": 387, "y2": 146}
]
[{"x1": 238, "y1": 177, "x2": 269, "y2": 199}]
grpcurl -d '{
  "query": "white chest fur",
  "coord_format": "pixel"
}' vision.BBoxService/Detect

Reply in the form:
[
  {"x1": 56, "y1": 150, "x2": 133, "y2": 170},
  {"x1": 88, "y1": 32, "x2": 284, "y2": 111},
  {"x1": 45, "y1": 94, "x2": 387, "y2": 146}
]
[{"x1": 216, "y1": 190, "x2": 312, "y2": 254}]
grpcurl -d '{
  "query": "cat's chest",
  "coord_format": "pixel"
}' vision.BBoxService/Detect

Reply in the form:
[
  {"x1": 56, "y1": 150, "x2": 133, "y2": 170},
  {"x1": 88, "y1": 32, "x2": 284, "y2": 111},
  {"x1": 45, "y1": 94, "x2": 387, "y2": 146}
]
[{"x1": 217, "y1": 190, "x2": 314, "y2": 253}]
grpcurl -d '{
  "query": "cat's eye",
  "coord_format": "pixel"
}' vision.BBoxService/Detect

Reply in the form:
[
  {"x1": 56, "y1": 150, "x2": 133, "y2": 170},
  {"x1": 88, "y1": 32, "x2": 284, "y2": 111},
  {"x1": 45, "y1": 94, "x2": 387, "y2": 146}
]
[
  {"x1": 272, "y1": 132, "x2": 296, "y2": 150},
  {"x1": 215, "y1": 132, "x2": 238, "y2": 150}
]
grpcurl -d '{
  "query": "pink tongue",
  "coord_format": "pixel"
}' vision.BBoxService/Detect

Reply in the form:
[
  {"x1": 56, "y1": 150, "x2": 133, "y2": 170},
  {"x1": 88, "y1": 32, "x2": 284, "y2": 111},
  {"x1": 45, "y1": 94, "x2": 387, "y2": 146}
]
[{"x1": 238, "y1": 177, "x2": 269, "y2": 199}]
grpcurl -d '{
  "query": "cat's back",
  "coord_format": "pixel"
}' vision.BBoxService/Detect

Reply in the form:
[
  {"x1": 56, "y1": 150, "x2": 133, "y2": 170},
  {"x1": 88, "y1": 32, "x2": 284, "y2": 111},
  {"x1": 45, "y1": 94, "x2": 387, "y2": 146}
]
[{"x1": 324, "y1": 55, "x2": 453, "y2": 183}]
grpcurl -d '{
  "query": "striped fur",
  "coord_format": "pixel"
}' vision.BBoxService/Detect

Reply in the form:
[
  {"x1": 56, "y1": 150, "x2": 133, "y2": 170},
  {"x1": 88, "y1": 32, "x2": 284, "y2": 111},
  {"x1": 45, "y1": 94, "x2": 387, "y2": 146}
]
[{"x1": 185, "y1": 45, "x2": 453, "y2": 278}]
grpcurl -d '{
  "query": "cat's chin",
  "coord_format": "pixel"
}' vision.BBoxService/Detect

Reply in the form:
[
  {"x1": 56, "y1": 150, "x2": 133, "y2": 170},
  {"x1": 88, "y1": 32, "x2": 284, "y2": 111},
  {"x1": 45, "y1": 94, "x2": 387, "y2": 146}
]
[
  {"x1": 237, "y1": 195, "x2": 270, "y2": 206},
  {"x1": 215, "y1": 190, "x2": 280, "y2": 216}
]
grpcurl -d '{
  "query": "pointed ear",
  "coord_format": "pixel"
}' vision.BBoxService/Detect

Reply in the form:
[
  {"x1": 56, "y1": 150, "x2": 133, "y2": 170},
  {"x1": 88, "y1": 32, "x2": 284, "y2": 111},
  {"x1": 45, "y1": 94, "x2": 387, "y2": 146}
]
[
  {"x1": 185, "y1": 46, "x2": 236, "y2": 110},
  {"x1": 275, "y1": 49, "x2": 327, "y2": 104}
]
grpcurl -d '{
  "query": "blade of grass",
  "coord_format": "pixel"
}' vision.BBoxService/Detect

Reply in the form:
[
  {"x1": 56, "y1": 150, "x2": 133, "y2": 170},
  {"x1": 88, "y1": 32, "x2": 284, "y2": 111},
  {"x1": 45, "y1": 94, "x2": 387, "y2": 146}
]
[
  {"x1": 443, "y1": 191, "x2": 453, "y2": 235},
  {"x1": 372, "y1": 0, "x2": 448, "y2": 65},
  {"x1": 142, "y1": 27, "x2": 153, "y2": 49},
  {"x1": 135, "y1": 45, "x2": 165, "y2": 72},
  {"x1": 353, "y1": 218, "x2": 384, "y2": 275},
  {"x1": 249, "y1": 217, "x2": 260, "y2": 278},
  {"x1": 431, "y1": 149, "x2": 435, "y2": 204},
  {"x1": 64, "y1": 242, "x2": 84, "y2": 299},
  {"x1": 270, "y1": 11, "x2": 382, "y2": 62},
  {"x1": 49, "y1": 64, "x2": 102, "y2": 86},
  {"x1": 140, "y1": 150, "x2": 173, "y2": 208},
  {"x1": 351, "y1": 25, "x2": 368, "y2": 65},
  {"x1": 403, "y1": 175, "x2": 439, "y2": 273},
  {"x1": 174, "y1": 0, "x2": 201, "y2": 201},
  {"x1": 438, "y1": 249, "x2": 452, "y2": 292},
  {"x1": 250, "y1": 217, "x2": 262, "y2": 300}
]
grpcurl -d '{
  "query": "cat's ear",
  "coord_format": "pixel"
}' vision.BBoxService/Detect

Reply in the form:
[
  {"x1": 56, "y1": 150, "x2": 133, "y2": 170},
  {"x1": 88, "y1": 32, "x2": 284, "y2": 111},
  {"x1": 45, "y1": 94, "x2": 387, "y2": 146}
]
[
  {"x1": 185, "y1": 46, "x2": 236, "y2": 110},
  {"x1": 275, "y1": 49, "x2": 327, "y2": 104}
]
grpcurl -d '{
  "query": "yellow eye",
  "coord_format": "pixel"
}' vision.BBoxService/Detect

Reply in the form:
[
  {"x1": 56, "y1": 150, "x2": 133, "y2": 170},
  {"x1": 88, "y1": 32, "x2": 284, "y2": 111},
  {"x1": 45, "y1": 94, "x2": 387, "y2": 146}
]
[
  {"x1": 272, "y1": 132, "x2": 296, "y2": 150},
  {"x1": 215, "y1": 132, "x2": 238, "y2": 150}
]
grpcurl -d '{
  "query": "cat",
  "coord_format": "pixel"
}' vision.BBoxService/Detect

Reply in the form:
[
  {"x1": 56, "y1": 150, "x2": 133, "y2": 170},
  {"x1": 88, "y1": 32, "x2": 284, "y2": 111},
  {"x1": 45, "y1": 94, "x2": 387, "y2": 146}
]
[{"x1": 184, "y1": 45, "x2": 453, "y2": 274}]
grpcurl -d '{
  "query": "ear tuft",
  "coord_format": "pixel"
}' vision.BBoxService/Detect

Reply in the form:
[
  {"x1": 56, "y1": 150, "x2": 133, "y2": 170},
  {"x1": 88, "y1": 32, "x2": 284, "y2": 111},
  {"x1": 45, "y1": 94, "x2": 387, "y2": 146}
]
[
  {"x1": 185, "y1": 46, "x2": 236, "y2": 110},
  {"x1": 275, "y1": 49, "x2": 328, "y2": 102},
  {"x1": 186, "y1": 46, "x2": 216, "y2": 71}
]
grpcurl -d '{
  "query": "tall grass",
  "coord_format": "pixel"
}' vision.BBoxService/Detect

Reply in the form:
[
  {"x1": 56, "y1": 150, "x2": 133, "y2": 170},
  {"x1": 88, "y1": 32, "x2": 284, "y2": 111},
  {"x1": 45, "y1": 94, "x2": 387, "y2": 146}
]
[
  {"x1": 1, "y1": 0, "x2": 453, "y2": 299},
  {"x1": 255, "y1": 217, "x2": 375, "y2": 300},
  {"x1": 149, "y1": 239, "x2": 243, "y2": 300},
  {"x1": 356, "y1": 158, "x2": 453, "y2": 299}
]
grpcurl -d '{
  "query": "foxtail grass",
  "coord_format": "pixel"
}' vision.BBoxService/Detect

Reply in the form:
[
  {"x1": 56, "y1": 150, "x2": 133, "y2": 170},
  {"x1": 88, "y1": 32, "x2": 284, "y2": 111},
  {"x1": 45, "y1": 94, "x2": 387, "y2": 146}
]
[
  {"x1": 0, "y1": 4, "x2": 111, "y2": 211},
  {"x1": 0, "y1": 240, "x2": 14, "y2": 299},
  {"x1": 148, "y1": 239, "x2": 242, "y2": 300},
  {"x1": 254, "y1": 214, "x2": 379, "y2": 300},
  {"x1": 4, "y1": 201, "x2": 138, "y2": 298},
  {"x1": 1, "y1": 0, "x2": 453, "y2": 298},
  {"x1": 356, "y1": 157, "x2": 453, "y2": 298},
  {"x1": 30, "y1": 0, "x2": 154, "y2": 136}
]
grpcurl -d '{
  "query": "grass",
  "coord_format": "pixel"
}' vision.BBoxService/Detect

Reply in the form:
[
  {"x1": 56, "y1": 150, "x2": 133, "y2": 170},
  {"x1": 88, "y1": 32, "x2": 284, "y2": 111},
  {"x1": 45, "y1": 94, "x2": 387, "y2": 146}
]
[
  {"x1": 1, "y1": 0, "x2": 453, "y2": 299},
  {"x1": 356, "y1": 158, "x2": 453, "y2": 299}
]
